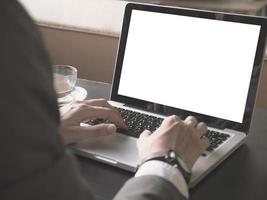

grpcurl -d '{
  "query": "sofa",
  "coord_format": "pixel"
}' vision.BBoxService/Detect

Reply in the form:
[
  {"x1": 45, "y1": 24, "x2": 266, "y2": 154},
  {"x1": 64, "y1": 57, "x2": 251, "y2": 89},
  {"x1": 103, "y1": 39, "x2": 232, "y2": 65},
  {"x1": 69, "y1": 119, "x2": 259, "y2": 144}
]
[{"x1": 19, "y1": 0, "x2": 267, "y2": 108}]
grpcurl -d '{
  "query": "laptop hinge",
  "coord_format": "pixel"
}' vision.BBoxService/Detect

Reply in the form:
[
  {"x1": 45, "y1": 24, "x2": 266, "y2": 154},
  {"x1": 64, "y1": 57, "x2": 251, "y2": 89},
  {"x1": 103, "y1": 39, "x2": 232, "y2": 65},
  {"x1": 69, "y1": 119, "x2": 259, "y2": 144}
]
[{"x1": 124, "y1": 103, "x2": 166, "y2": 115}]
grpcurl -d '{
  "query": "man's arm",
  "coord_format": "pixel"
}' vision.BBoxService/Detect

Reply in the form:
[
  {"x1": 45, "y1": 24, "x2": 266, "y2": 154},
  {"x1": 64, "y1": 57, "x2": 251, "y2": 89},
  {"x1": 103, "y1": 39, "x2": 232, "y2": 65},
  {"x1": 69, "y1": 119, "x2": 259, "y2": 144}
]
[
  {"x1": 114, "y1": 160, "x2": 187, "y2": 200},
  {"x1": 0, "y1": 1, "x2": 93, "y2": 199},
  {"x1": 114, "y1": 175, "x2": 186, "y2": 200},
  {"x1": 114, "y1": 115, "x2": 209, "y2": 200}
]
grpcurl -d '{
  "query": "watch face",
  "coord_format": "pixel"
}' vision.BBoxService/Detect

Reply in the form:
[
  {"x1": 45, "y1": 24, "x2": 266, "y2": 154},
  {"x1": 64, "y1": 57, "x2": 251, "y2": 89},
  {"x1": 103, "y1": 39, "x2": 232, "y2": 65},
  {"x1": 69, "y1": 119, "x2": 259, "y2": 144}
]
[{"x1": 169, "y1": 151, "x2": 176, "y2": 159}]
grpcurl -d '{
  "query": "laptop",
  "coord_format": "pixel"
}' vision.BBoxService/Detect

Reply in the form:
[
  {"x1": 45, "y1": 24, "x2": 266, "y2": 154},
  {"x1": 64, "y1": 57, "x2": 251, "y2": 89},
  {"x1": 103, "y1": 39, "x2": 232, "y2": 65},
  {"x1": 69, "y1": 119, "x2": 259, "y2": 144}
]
[{"x1": 71, "y1": 3, "x2": 267, "y2": 188}]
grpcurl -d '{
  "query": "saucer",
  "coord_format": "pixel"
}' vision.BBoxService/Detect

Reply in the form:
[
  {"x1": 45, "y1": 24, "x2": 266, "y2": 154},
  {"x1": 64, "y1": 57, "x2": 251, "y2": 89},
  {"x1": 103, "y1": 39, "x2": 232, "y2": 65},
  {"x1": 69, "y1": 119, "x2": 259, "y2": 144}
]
[{"x1": 58, "y1": 86, "x2": 87, "y2": 106}]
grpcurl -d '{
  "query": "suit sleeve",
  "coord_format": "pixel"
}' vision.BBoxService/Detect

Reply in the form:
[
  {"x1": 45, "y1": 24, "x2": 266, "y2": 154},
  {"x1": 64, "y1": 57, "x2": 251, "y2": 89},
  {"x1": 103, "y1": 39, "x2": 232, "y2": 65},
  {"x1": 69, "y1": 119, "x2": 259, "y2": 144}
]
[
  {"x1": 0, "y1": 1, "x2": 93, "y2": 199},
  {"x1": 113, "y1": 175, "x2": 186, "y2": 200}
]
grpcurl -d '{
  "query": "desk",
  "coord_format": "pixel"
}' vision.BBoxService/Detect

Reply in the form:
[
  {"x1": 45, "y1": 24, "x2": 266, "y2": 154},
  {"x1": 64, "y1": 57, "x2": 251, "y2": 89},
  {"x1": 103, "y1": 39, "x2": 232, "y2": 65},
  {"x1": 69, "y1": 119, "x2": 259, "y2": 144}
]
[{"x1": 76, "y1": 79, "x2": 267, "y2": 200}]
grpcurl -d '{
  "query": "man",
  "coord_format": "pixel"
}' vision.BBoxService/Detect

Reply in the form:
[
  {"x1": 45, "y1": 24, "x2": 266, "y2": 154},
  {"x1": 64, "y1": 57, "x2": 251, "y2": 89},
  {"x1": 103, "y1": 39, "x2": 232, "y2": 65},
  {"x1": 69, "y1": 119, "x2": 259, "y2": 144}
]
[{"x1": 0, "y1": 0, "x2": 209, "y2": 199}]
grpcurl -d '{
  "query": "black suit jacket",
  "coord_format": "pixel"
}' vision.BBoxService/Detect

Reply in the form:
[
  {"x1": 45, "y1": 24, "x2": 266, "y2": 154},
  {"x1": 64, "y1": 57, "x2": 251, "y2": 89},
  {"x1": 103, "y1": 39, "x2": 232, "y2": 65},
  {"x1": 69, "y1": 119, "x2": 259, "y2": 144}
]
[{"x1": 0, "y1": 1, "x2": 185, "y2": 200}]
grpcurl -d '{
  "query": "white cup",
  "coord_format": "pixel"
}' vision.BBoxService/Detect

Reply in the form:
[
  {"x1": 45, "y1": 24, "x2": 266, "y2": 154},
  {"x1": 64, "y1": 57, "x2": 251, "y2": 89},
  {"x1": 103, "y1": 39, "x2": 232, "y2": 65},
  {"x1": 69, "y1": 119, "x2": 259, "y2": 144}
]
[{"x1": 53, "y1": 65, "x2": 77, "y2": 97}]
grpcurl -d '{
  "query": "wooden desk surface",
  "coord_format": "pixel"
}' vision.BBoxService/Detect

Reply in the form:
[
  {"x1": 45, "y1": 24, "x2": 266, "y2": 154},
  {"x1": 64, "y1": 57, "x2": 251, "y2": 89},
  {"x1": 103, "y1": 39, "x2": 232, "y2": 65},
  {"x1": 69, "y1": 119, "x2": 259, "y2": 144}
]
[{"x1": 76, "y1": 79, "x2": 267, "y2": 200}]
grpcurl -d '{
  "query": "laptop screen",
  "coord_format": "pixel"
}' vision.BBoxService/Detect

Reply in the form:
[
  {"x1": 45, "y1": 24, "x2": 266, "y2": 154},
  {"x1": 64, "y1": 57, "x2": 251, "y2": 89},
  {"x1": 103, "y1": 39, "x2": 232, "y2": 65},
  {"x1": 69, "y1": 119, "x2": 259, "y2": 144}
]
[{"x1": 111, "y1": 4, "x2": 267, "y2": 132}]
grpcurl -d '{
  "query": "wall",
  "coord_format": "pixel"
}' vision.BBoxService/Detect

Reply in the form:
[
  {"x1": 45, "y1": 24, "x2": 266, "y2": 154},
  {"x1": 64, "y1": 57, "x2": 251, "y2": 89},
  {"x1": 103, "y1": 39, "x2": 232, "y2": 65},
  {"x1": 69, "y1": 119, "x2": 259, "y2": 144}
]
[
  {"x1": 39, "y1": 25, "x2": 119, "y2": 83},
  {"x1": 39, "y1": 24, "x2": 267, "y2": 108}
]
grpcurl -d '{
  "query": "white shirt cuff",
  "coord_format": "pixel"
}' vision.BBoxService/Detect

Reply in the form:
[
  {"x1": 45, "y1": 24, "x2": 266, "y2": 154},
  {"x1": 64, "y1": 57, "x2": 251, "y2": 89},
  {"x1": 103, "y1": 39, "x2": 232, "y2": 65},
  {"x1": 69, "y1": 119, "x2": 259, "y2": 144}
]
[{"x1": 135, "y1": 160, "x2": 189, "y2": 199}]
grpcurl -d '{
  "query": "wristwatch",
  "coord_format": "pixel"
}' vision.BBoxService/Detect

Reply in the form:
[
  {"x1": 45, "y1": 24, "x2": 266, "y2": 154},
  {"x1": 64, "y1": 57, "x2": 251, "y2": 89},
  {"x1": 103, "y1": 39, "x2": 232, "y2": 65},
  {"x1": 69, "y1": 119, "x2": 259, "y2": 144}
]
[{"x1": 139, "y1": 150, "x2": 192, "y2": 184}]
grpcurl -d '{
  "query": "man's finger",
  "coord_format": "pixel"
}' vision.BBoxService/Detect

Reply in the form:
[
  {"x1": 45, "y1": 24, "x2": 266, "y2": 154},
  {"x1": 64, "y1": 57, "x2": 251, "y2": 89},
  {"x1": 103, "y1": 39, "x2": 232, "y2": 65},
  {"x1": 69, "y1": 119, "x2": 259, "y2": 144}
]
[
  {"x1": 195, "y1": 122, "x2": 209, "y2": 150},
  {"x1": 200, "y1": 136, "x2": 210, "y2": 151},
  {"x1": 74, "y1": 99, "x2": 123, "y2": 119},
  {"x1": 86, "y1": 124, "x2": 117, "y2": 136},
  {"x1": 90, "y1": 106, "x2": 127, "y2": 129},
  {"x1": 184, "y1": 116, "x2": 198, "y2": 127},
  {"x1": 139, "y1": 130, "x2": 152, "y2": 138},
  {"x1": 196, "y1": 122, "x2": 207, "y2": 137},
  {"x1": 60, "y1": 124, "x2": 116, "y2": 145},
  {"x1": 70, "y1": 105, "x2": 127, "y2": 129},
  {"x1": 75, "y1": 124, "x2": 116, "y2": 138},
  {"x1": 159, "y1": 115, "x2": 181, "y2": 130}
]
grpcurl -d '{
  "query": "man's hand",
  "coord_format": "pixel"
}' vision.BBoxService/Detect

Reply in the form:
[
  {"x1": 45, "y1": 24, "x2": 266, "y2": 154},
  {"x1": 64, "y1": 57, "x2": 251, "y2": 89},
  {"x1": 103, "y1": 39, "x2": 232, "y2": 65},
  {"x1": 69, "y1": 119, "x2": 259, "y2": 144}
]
[
  {"x1": 137, "y1": 115, "x2": 209, "y2": 169},
  {"x1": 59, "y1": 99, "x2": 127, "y2": 145}
]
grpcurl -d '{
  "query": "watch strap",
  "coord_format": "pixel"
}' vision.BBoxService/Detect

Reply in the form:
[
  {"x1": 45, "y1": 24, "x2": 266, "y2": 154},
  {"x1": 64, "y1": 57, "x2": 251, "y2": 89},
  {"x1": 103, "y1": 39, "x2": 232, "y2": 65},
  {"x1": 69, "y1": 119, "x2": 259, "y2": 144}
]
[{"x1": 139, "y1": 150, "x2": 192, "y2": 184}]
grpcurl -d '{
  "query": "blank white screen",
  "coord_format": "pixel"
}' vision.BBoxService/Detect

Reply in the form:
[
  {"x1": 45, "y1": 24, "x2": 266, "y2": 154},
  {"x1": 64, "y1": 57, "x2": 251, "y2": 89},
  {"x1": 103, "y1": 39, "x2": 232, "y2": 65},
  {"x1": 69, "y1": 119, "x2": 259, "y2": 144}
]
[{"x1": 118, "y1": 10, "x2": 260, "y2": 123}]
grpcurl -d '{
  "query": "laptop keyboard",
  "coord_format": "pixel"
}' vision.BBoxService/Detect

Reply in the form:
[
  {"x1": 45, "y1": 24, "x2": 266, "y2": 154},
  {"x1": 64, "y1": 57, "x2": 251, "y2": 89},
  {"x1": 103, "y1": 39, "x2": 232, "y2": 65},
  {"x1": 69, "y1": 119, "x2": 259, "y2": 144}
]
[
  {"x1": 85, "y1": 107, "x2": 230, "y2": 152},
  {"x1": 203, "y1": 130, "x2": 230, "y2": 151},
  {"x1": 117, "y1": 107, "x2": 163, "y2": 136}
]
